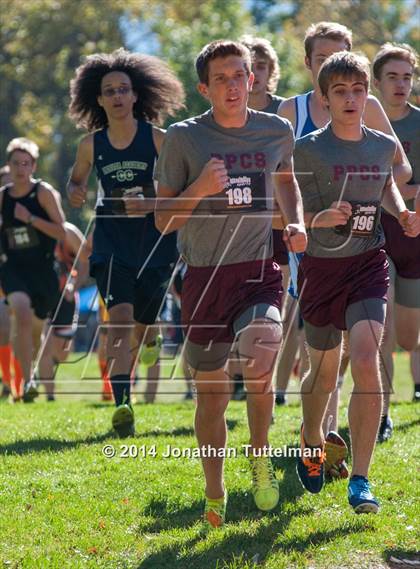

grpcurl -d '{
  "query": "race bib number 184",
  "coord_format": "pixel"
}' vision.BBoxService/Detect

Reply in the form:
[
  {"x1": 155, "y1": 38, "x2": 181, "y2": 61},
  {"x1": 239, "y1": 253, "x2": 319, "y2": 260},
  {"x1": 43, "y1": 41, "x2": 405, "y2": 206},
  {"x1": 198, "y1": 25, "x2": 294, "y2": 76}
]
[{"x1": 6, "y1": 226, "x2": 39, "y2": 249}]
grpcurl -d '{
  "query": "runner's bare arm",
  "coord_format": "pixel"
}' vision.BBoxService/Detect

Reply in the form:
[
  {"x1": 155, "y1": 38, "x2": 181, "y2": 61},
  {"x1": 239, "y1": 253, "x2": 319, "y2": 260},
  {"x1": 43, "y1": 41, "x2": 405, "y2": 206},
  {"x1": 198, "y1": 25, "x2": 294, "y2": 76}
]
[
  {"x1": 272, "y1": 158, "x2": 307, "y2": 253},
  {"x1": 64, "y1": 222, "x2": 89, "y2": 289},
  {"x1": 272, "y1": 205, "x2": 285, "y2": 229},
  {"x1": 79, "y1": 227, "x2": 93, "y2": 263},
  {"x1": 380, "y1": 174, "x2": 406, "y2": 218},
  {"x1": 152, "y1": 127, "x2": 166, "y2": 155},
  {"x1": 273, "y1": 156, "x2": 304, "y2": 225},
  {"x1": 397, "y1": 182, "x2": 420, "y2": 201},
  {"x1": 364, "y1": 95, "x2": 412, "y2": 186},
  {"x1": 304, "y1": 202, "x2": 352, "y2": 228},
  {"x1": 277, "y1": 98, "x2": 296, "y2": 130},
  {"x1": 381, "y1": 174, "x2": 420, "y2": 237},
  {"x1": 67, "y1": 134, "x2": 93, "y2": 208}
]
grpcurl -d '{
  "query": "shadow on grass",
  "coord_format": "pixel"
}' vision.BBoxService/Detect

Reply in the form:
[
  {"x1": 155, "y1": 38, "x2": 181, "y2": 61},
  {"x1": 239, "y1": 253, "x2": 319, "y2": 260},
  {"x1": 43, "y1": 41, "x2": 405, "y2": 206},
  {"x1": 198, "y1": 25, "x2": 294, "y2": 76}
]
[
  {"x1": 383, "y1": 549, "x2": 420, "y2": 568},
  {"x1": 0, "y1": 431, "x2": 114, "y2": 456},
  {"x1": 394, "y1": 418, "x2": 420, "y2": 434},
  {"x1": 138, "y1": 489, "x2": 288, "y2": 534},
  {"x1": 138, "y1": 446, "x2": 305, "y2": 536},
  {"x1": 271, "y1": 442, "x2": 306, "y2": 503},
  {"x1": 338, "y1": 417, "x2": 419, "y2": 444},
  {"x1": 135, "y1": 419, "x2": 239, "y2": 439},
  {"x1": 136, "y1": 426, "x2": 195, "y2": 438},
  {"x1": 136, "y1": 439, "x2": 305, "y2": 535},
  {"x1": 137, "y1": 497, "x2": 367, "y2": 569},
  {"x1": 274, "y1": 523, "x2": 370, "y2": 553}
]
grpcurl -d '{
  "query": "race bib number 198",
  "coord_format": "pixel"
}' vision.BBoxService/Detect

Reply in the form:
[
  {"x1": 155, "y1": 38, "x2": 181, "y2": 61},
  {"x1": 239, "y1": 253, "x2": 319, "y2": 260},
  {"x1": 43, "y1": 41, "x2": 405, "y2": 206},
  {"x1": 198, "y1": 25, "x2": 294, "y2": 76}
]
[{"x1": 223, "y1": 171, "x2": 267, "y2": 212}]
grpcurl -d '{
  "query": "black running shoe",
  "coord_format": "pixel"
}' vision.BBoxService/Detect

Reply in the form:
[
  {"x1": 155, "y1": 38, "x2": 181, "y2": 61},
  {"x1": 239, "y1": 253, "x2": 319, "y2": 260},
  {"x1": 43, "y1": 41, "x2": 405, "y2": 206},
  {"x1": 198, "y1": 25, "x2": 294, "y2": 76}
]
[
  {"x1": 22, "y1": 381, "x2": 39, "y2": 403},
  {"x1": 1, "y1": 383, "x2": 11, "y2": 399},
  {"x1": 275, "y1": 392, "x2": 287, "y2": 406},
  {"x1": 232, "y1": 374, "x2": 246, "y2": 401},
  {"x1": 377, "y1": 414, "x2": 393, "y2": 443}
]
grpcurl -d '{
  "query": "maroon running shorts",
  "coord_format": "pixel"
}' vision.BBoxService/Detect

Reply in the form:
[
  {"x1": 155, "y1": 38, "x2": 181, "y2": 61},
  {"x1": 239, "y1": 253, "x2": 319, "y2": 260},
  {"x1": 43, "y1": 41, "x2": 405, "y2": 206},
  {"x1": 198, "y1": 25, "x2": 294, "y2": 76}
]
[
  {"x1": 297, "y1": 248, "x2": 389, "y2": 331},
  {"x1": 273, "y1": 229, "x2": 289, "y2": 266},
  {"x1": 381, "y1": 211, "x2": 420, "y2": 279},
  {"x1": 182, "y1": 259, "x2": 283, "y2": 345}
]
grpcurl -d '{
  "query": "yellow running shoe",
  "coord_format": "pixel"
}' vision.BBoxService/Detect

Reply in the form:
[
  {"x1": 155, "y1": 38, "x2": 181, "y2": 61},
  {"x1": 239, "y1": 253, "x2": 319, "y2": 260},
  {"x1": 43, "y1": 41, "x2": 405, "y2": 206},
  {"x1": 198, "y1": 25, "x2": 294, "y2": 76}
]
[
  {"x1": 112, "y1": 403, "x2": 135, "y2": 438},
  {"x1": 140, "y1": 334, "x2": 163, "y2": 367},
  {"x1": 204, "y1": 493, "x2": 227, "y2": 528},
  {"x1": 250, "y1": 454, "x2": 279, "y2": 511}
]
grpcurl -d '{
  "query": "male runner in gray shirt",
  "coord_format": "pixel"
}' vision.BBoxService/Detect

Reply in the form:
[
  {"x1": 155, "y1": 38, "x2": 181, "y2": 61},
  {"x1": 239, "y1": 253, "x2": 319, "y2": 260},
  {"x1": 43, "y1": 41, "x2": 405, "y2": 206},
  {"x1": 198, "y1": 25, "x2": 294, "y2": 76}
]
[
  {"x1": 293, "y1": 52, "x2": 419, "y2": 514},
  {"x1": 155, "y1": 40, "x2": 306, "y2": 527},
  {"x1": 373, "y1": 44, "x2": 420, "y2": 435}
]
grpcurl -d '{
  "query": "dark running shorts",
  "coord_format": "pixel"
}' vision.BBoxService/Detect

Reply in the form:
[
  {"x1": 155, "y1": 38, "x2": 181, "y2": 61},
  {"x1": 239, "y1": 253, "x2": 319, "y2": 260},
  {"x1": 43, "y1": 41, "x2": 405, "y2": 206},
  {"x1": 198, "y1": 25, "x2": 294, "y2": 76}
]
[
  {"x1": 50, "y1": 293, "x2": 80, "y2": 338},
  {"x1": 91, "y1": 260, "x2": 173, "y2": 324},
  {"x1": 382, "y1": 211, "x2": 420, "y2": 279},
  {"x1": 1, "y1": 262, "x2": 60, "y2": 320},
  {"x1": 182, "y1": 259, "x2": 283, "y2": 347},
  {"x1": 298, "y1": 248, "x2": 389, "y2": 348},
  {"x1": 273, "y1": 229, "x2": 289, "y2": 266}
]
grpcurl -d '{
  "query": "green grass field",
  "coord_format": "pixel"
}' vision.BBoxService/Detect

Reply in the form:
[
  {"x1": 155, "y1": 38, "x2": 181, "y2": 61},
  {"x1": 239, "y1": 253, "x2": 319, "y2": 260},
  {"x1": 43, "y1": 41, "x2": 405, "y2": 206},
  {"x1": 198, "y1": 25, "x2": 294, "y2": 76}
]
[{"x1": 0, "y1": 352, "x2": 419, "y2": 569}]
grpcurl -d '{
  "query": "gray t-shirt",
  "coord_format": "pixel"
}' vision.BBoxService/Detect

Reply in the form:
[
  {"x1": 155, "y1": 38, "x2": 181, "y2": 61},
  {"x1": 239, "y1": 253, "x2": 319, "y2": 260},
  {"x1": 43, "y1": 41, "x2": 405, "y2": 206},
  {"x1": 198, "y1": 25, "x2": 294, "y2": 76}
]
[
  {"x1": 391, "y1": 103, "x2": 420, "y2": 209},
  {"x1": 154, "y1": 109, "x2": 294, "y2": 266},
  {"x1": 294, "y1": 124, "x2": 396, "y2": 258},
  {"x1": 263, "y1": 94, "x2": 285, "y2": 115}
]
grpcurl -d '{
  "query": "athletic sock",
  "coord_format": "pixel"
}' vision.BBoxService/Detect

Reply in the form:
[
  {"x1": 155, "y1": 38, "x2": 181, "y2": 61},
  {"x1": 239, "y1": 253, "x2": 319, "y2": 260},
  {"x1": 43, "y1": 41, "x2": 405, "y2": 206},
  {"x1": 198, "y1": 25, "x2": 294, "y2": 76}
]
[
  {"x1": 99, "y1": 359, "x2": 113, "y2": 395},
  {"x1": 0, "y1": 345, "x2": 12, "y2": 386},
  {"x1": 350, "y1": 474, "x2": 367, "y2": 482},
  {"x1": 13, "y1": 355, "x2": 23, "y2": 397},
  {"x1": 110, "y1": 374, "x2": 131, "y2": 407}
]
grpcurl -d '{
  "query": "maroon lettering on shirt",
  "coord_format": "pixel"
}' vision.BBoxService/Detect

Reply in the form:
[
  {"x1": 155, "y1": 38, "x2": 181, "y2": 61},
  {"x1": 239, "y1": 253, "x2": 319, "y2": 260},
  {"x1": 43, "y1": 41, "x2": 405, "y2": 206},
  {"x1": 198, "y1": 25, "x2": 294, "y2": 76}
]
[
  {"x1": 333, "y1": 164, "x2": 382, "y2": 181},
  {"x1": 211, "y1": 152, "x2": 267, "y2": 170}
]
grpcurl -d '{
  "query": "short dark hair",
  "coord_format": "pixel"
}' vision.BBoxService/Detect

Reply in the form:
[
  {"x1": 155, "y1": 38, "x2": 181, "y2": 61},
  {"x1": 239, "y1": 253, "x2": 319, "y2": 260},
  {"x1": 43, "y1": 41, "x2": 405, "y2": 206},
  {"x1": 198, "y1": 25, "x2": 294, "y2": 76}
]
[
  {"x1": 240, "y1": 35, "x2": 280, "y2": 93},
  {"x1": 373, "y1": 43, "x2": 418, "y2": 80},
  {"x1": 196, "y1": 40, "x2": 251, "y2": 85},
  {"x1": 318, "y1": 51, "x2": 370, "y2": 97},
  {"x1": 69, "y1": 48, "x2": 185, "y2": 131},
  {"x1": 304, "y1": 21, "x2": 352, "y2": 60}
]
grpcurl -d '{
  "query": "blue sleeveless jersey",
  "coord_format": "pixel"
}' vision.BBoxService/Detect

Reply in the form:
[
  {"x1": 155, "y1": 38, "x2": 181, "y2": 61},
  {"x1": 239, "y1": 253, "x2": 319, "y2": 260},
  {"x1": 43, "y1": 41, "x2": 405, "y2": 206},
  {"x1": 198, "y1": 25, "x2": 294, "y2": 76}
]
[
  {"x1": 289, "y1": 92, "x2": 319, "y2": 297},
  {"x1": 91, "y1": 121, "x2": 177, "y2": 269},
  {"x1": 294, "y1": 91, "x2": 318, "y2": 139}
]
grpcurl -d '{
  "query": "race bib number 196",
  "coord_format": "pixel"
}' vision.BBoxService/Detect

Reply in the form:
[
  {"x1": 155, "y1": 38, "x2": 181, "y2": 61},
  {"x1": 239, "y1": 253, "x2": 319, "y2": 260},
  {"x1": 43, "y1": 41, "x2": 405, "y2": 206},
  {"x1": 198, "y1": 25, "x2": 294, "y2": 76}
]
[{"x1": 351, "y1": 202, "x2": 379, "y2": 237}]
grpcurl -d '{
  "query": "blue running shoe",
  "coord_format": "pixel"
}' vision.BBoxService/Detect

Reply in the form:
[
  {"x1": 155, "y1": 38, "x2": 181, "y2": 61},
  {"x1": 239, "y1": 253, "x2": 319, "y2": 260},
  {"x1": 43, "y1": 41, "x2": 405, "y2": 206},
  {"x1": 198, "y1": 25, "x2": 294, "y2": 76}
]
[
  {"x1": 348, "y1": 475, "x2": 379, "y2": 514},
  {"x1": 296, "y1": 424, "x2": 325, "y2": 494}
]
